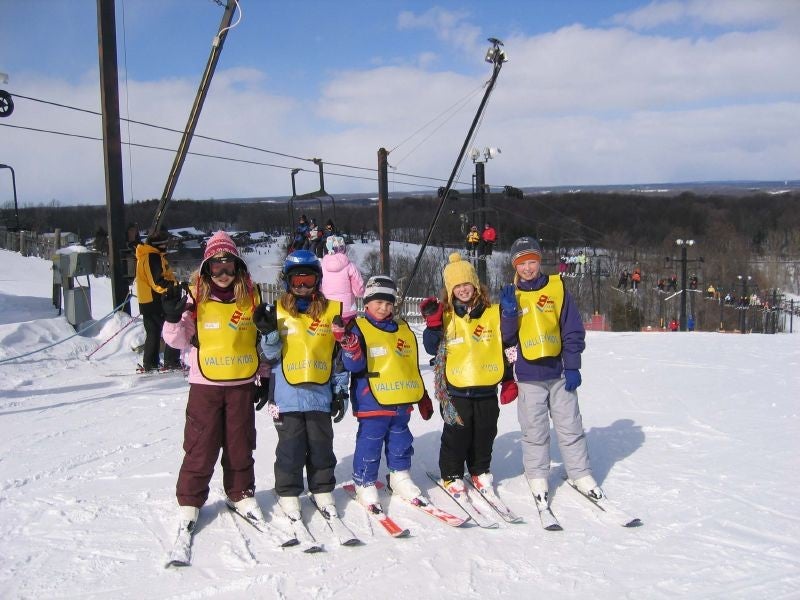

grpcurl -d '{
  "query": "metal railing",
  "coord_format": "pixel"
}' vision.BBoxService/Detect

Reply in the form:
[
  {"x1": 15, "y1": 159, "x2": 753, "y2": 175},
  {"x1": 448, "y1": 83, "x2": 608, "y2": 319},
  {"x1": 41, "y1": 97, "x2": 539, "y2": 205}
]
[{"x1": 257, "y1": 282, "x2": 425, "y2": 325}]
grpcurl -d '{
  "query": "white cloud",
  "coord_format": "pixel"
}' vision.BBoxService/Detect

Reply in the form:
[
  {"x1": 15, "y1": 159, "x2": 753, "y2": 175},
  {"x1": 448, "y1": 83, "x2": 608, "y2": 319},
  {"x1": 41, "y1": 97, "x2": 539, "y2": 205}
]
[
  {"x1": 397, "y1": 8, "x2": 483, "y2": 57},
  {"x1": 5, "y1": 4, "x2": 799, "y2": 207},
  {"x1": 612, "y1": 0, "x2": 800, "y2": 31}
]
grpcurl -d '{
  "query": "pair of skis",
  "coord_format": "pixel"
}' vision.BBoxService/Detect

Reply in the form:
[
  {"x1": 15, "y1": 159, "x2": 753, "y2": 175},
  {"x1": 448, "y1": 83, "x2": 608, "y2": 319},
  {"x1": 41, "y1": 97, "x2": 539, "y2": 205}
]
[
  {"x1": 165, "y1": 494, "x2": 361, "y2": 567},
  {"x1": 427, "y1": 472, "x2": 523, "y2": 529},
  {"x1": 561, "y1": 478, "x2": 642, "y2": 528},
  {"x1": 342, "y1": 479, "x2": 469, "y2": 538},
  {"x1": 260, "y1": 492, "x2": 370, "y2": 553},
  {"x1": 529, "y1": 478, "x2": 642, "y2": 531}
]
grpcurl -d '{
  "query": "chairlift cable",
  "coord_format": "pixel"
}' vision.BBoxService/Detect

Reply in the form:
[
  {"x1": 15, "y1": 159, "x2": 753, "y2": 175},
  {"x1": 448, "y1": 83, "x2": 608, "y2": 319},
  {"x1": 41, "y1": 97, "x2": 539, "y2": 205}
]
[
  {"x1": 387, "y1": 84, "x2": 483, "y2": 155},
  {"x1": 0, "y1": 122, "x2": 444, "y2": 192},
  {"x1": 400, "y1": 39, "x2": 507, "y2": 301},
  {"x1": 4, "y1": 92, "x2": 474, "y2": 188}
]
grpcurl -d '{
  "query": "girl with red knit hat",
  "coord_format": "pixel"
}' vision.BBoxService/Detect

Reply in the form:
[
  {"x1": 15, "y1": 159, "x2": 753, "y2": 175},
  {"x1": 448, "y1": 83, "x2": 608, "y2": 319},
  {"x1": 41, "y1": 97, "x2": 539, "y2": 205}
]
[{"x1": 161, "y1": 231, "x2": 269, "y2": 544}]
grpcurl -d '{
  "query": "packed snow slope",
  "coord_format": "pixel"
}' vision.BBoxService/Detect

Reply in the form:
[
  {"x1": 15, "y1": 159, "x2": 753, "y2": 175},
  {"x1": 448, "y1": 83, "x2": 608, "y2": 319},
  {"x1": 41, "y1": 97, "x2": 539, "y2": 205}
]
[{"x1": 0, "y1": 248, "x2": 798, "y2": 600}]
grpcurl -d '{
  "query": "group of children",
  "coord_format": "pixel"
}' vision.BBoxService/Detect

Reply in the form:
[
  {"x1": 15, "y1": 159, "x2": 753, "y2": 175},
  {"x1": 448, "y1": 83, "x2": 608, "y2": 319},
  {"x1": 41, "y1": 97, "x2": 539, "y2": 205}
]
[{"x1": 162, "y1": 230, "x2": 604, "y2": 536}]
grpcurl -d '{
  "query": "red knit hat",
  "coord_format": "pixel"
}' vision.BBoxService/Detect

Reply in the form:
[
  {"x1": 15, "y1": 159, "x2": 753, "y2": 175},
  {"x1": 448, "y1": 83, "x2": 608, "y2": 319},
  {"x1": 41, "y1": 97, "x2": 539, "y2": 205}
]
[{"x1": 203, "y1": 231, "x2": 239, "y2": 261}]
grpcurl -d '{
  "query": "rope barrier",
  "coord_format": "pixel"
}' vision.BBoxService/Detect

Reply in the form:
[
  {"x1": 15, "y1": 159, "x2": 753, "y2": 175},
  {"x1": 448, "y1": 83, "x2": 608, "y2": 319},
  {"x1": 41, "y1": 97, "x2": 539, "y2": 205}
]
[
  {"x1": 85, "y1": 314, "x2": 141, "y2": 359},
  {"x1": 0, "y1": 293, "x2": 133, "y2": 365}
]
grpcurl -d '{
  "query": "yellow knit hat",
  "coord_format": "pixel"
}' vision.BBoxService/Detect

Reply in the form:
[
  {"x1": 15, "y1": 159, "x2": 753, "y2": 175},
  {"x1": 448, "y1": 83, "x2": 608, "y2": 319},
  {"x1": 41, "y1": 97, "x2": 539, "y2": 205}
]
[{"x1": 443, "y1": 252, "x2": 480, "y2": 299}]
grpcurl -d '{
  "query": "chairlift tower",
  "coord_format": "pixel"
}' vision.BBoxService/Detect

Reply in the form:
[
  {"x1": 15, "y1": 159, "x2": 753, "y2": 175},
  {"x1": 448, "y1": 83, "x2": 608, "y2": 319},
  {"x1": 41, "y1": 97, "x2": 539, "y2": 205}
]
[{"x1": 470, "y1": 146, "x2": 500, "y2": 284}]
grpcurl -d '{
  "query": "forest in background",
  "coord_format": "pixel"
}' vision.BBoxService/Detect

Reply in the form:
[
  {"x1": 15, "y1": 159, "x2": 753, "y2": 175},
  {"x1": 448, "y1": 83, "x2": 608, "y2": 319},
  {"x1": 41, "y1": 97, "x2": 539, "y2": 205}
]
[{"x1": 5, "y1": 190, "x2": 799, "y2": 331}]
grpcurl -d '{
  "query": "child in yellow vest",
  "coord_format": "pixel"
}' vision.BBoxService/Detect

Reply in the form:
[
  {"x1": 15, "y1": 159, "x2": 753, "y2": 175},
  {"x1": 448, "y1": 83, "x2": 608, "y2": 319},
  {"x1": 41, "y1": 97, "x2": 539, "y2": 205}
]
[
  {"x1": 161, "y1": 231, "x2": 268, "y2": 537},
  {"x1": 419, "y1": 253, "x2": 507, "y2": 496},
  {"x1": 253, "y1": 250, "x2": 343, "y2": 520},
  {"x1": 499, "y1": 237, "x2": 602, "y2": 512},
  {"x1": 334, "y1": 275, "x2": 433, "y2": 505}
]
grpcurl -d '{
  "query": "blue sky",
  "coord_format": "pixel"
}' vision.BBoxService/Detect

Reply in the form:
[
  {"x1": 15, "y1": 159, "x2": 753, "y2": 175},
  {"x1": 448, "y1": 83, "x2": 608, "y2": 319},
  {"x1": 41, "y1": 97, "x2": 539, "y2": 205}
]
[{"x1": 2, "y1": 0, "x2": 799, "y2": 206}]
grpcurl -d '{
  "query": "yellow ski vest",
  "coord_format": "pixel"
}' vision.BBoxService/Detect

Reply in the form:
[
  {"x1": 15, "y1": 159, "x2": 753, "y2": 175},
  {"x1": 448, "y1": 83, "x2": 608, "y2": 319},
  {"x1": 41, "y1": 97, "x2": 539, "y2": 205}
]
[
  {"x1": 516, "y1": 275, "x2": 564, "y2": 360},
  {"x1": 358, "y1": 317, "x2": 424, "y2": 406},
  {"x1": 278, "y1": 300, "x2": 341, "y2": 385},
  {"x1": 196, "y1": 292, "x2": 260, "y2": 382},
  {"x1": 443, "y1": 305, "x2": 504, "y2": 388}
]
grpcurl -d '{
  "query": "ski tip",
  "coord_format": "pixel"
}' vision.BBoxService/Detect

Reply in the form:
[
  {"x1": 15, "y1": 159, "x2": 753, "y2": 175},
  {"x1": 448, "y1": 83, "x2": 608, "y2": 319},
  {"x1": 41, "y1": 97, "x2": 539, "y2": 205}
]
[
  {"x1": 303, "y1": 545, "x2": 325, "y2": 554},
  {"x1": 544, "y1": 523, "x2": 564, "y2": 531},
  {"x1": 165, "y1": 560, "x2": 190, "y2": 568},
  {"x1": 393, "y1": 528, "x2": 411, "y2": 538},
  {"x1": 281, "y1": 538, "x2": 300, "y2": 548},
  {"x1": 623, "y1": 518, "x2": 643, "y2": 528},
  {"x1": 342, "y1": 538, "x2": 363, "y2": 547}
]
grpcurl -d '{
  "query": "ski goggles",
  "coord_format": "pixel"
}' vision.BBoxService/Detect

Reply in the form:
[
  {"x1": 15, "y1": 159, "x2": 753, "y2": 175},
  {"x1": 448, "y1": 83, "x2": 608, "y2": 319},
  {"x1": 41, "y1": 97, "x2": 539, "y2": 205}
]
[
  {"x1": 208, "y1": 257, "x2": 238, "y2": 278},
  {"x1": 289, "y1": 273, "x2": 318, "y2": 289}
]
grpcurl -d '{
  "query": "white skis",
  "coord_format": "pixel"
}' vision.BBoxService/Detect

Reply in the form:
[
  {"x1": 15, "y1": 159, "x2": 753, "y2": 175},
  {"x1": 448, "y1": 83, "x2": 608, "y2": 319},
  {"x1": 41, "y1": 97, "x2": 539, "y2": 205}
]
[
  {"x1": 309, "y1": 494, "x2": 362, "y2": 546},
  {"x1": 426, "y1": 472, "x2": 499, "y2": 529},
  {"x1": 563, "y1": 478, "x2": 642, "y2": 528},
  {"x1": 165, "y1": 521, "x2": 194, "y2": 568}
]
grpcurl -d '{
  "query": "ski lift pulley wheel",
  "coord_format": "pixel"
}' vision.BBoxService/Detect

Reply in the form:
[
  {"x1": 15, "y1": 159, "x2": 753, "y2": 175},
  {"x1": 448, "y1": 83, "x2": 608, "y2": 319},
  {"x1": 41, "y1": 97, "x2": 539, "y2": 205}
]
[{"x1": 0, "y1": 90, "x2": 13, "y2": 117}]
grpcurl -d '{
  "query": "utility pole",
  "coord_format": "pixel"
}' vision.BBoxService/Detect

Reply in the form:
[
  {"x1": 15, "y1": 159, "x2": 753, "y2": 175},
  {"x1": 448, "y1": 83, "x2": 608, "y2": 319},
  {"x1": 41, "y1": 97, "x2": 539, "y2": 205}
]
[
  {"x1": 737, "y1": 274, "x2": 752, "y2": 334},
  {"x1": 97, "y1": 0, "x2": 130, "y2": 314},
  {"x1": 469, "y1": 146, "x2": 499, "y2": 285},
  {"x1": 679, "y1": 243, "x2": 688, "y2": 331},
  {"x1": 0, "y1": 164, "x2": 19, "y2": 230},
  {"x1": 667, "y1": 239, "x2": 702, "y2": 332},
  {"x1": 377, "y1": 147, "x2": 390, "y2": 276},
  {"x1": 474, "y1": 160, "x2": 486, "y2": 283}
]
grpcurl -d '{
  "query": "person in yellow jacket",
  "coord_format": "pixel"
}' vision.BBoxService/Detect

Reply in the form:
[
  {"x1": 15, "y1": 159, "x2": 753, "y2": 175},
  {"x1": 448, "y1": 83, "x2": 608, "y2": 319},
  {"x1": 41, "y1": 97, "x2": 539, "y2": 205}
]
[
  {"x1": 335, "y1": 275, "x2": 434, "y2": 505},
  {"x1": 420, "y1": 253, "x2": 511, "y2": 497},
  {"x1": 161, "y1": 230, "x2": 271, "y2": 539},
  {"x1": 135, "y1": 231, "x2": 181, "y2": 371},
  {"x1": 466, "y1": 225, "x2": 480, "y2": 257},
  {"x1": 254, "y1": 250, "x2": 344, "y2": 520}
]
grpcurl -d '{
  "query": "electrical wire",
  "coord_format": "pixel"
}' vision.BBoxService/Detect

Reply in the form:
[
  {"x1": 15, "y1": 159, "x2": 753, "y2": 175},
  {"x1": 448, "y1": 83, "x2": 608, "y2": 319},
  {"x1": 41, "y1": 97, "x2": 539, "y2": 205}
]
[
  {"x1": 0, "y1": 122, "x2": 442, "y2": 190},
  {"x1": 4, "y1": 92, "x2": 474, "y2": 187},
  {"x1": 388, "y1": 85, "x2": 485, "y2": 169}
]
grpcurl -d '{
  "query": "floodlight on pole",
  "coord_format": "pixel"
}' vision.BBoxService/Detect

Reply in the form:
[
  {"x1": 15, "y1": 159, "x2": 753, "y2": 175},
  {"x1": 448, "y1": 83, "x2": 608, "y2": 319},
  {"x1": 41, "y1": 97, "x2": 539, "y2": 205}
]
[
  {"x1": 737, "y1": 274, "x2": 753, "y2": 334},
  {"x1": 674, "y1": 239, "x2": 695, "y2": 332}
]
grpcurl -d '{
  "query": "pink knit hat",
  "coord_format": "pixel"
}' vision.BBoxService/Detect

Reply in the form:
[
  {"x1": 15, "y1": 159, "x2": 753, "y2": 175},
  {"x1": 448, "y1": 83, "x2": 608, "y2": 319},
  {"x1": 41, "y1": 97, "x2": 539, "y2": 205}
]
[{"x1": 203, "y1": 231, "x2": 239, "y2": 261}]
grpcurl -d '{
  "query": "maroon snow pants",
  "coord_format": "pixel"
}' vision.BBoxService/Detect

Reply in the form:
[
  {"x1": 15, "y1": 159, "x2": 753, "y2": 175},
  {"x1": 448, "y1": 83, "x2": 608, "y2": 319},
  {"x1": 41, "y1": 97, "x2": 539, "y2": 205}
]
[{"x1": 175, "y1": 382, "x2": 257, "y2": 508}]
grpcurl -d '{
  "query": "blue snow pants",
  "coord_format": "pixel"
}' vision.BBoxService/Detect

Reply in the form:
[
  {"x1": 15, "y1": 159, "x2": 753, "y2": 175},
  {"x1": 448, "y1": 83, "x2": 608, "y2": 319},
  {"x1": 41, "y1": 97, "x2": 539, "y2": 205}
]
[{"x1": 352, "y1": 414, "x2": 414, "y2": 486}]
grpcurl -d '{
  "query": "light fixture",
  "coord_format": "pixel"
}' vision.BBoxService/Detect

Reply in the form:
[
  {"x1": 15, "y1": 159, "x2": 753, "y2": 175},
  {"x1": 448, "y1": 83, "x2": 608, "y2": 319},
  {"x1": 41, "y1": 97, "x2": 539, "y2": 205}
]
[
  {"x1": 485, "y1": 38, "x2": 508, "y2": 64},
  {"x1": 484, "y1": 147, "x2": 501, "y2": 161},
  {"x1": 469, "y1": 148, "x2": 481, "y2": 162}
]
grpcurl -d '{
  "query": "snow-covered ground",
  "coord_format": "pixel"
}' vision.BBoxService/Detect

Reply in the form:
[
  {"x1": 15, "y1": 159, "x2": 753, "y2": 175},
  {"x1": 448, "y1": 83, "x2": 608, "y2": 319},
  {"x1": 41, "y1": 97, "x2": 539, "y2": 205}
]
[{"x1": 1, "y1": 246, "x2": 798, "y2": 600}]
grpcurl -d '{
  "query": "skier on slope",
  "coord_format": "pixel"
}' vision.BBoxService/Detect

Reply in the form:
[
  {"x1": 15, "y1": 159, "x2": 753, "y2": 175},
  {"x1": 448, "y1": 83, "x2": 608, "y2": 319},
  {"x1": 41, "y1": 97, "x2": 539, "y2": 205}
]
[
  {"x1": 254, "y1": 250, "x2": 343, "y2": 519},
  {"x1": 500, "y1": 237, "x2": 604, "y2": 512},
  {"x1": 161, "y1": 231, "x2": 270, "y2": 537},
  {"x1": 419, "y1": 253, "x2": 516, "y2": 497},
  {"x1": 334, "y1": 275, "x2": 434, "y2": 505},
  {"x1": 134, "y1": 230, "x2": 182, "y2": 372},
  {"x1": 320, "y1": 234, "x2": 365, "y2": 417}
]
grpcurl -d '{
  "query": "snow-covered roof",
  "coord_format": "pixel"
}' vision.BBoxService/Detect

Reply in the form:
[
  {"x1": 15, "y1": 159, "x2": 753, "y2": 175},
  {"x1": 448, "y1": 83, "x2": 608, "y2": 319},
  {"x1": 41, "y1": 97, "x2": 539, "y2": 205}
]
[{"x1": 168, "y1": 227, "x2": 206, "y2": 238}]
